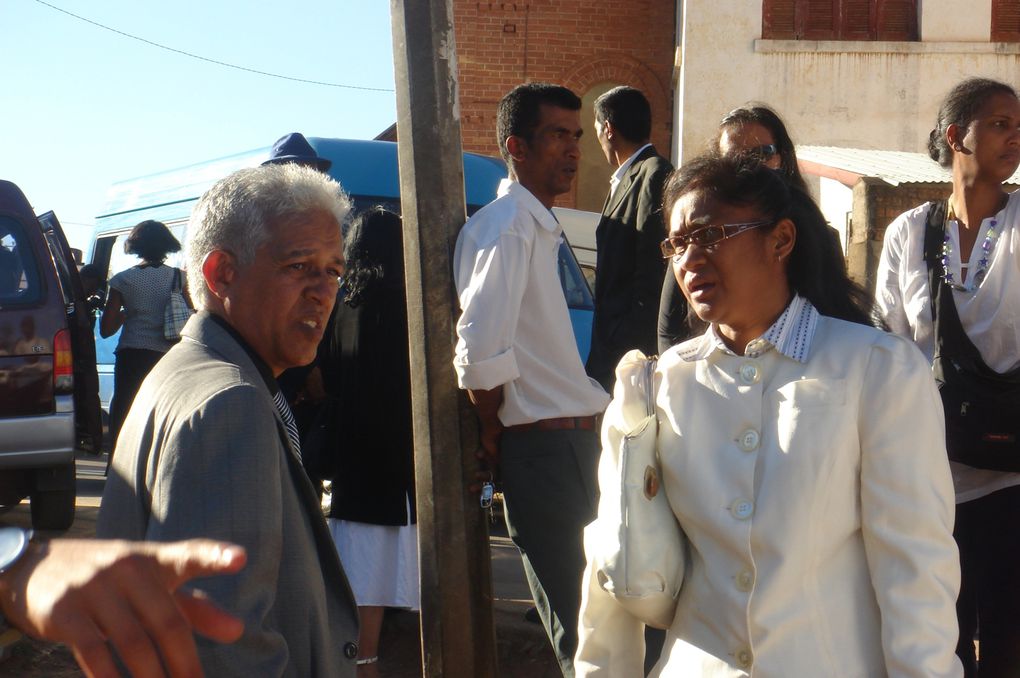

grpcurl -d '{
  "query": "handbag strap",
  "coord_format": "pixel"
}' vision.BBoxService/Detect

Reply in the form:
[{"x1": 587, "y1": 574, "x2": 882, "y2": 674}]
[
  {"x1": 170, "y1": 267, "x2": 183, "y2": 293},
  {"x1": 643, "y1": 357, "x2": 657, "y2": 417},
  {"x1": 922, "y1": 200, "x2": 986, "y2": 371}
]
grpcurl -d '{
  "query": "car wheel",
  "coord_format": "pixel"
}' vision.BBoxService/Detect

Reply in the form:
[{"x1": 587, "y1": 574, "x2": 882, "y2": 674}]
[{"x1": 30, "y1": 462, "x2": 76, "y2": 532}]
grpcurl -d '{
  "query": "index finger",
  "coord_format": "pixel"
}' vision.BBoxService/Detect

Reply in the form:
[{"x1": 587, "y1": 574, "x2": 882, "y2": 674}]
[{"x1": 142, "y1": 540, "x2": 247, "y2": 590}]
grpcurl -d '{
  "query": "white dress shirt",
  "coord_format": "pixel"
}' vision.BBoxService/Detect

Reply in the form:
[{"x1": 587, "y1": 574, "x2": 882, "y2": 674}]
[
  {"x1": 609, "y1": 142, "x2": 653, "y2": 200},
  {"x1": 453, "y1": 181, "x2": 609, "y2": 426},
  {"x1": 875, "y1": 192, "x2": 1020, "y2": 503},
  {"x1": 576, "y1": 298, "x2": 962, "y2": 678}
]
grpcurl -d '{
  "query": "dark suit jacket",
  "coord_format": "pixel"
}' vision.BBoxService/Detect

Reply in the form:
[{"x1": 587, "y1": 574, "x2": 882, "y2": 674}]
[
  {"x1": 98, "y1": 312, "x2": 360, "y2": 677},
  {"x1": 586, "y1": 145, "x2": 673, "y2": 391}
]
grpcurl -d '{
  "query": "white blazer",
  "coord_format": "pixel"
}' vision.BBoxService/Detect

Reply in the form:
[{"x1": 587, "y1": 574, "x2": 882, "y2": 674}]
[{"x1": 576, "y1": 313, "x2": 962, "y2": 678}]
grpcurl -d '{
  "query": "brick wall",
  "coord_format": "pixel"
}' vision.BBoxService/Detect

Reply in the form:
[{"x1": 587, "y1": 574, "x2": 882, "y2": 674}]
[{"x1": 452, "y1": 1, "x2": 677, "y2": 207}]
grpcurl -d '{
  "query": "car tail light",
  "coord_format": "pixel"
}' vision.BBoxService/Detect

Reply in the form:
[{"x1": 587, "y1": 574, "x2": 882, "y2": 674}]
[{"x1": 53, "y1": 329, "x2": 74, "y2": 394}]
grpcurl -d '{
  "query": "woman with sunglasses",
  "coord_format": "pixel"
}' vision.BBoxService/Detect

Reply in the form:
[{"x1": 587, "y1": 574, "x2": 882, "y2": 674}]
[
  {"x1": 658, "y1": 104, "x2": 827, "y2": 351},
  {"x1": 576, "y1": 154, "x2": 962, "y2": 677},
  {"x1": 876, "y1": 77, "x2": 1020, "y2": 678}
]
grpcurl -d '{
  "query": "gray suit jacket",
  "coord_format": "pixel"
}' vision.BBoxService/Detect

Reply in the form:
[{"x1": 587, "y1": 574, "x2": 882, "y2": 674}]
[{"x1": 98, "y1": 312, "x2": 359, "y2": 677}]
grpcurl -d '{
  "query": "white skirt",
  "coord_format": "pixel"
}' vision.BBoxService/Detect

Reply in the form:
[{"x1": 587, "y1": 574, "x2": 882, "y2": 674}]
[{"x1": 328, "y1": 510, "x2": 421, "y2": 610}]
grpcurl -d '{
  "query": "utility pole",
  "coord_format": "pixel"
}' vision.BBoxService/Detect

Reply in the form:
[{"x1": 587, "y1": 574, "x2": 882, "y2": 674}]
[{"x1": 389, "y1": 2, "x2": 499, "y2": 677}]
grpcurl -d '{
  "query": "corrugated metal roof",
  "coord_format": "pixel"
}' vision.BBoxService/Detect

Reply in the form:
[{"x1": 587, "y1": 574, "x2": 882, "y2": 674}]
[{"x1": 797, "y1": 145, "x2": 1020, "y2": 186}]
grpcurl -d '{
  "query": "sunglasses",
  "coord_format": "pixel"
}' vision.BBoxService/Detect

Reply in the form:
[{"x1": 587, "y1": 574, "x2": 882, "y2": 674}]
[
  {"x1": 749, "y1": 144, "x2": 778, "y2": 161},
  {"x1": 659, "y1": 221, "x2": 772, "y2": 259}
]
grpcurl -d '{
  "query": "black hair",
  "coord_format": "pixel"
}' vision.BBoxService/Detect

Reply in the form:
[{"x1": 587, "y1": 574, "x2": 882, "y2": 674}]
[
  {"x1": 340, "y1": 207, "x2": 403, "y2": 308},
  {"x1": 593, "y1": 86, "x2": 652, "y2": 144},
  {"x1": 928, "y1": 77, "x2": 1018, "y2": 168},
  {"x1": 78, "y1": 263, "x2": 103, "y2": 280},
  {"x1": 662, "y1": 153, "x2": 875, "y2": 327},
  {"x1": 124, "y1": 220, "x2": 181, "y2": 265},
  {"x1": 496, "y1": 83, "x2": 581, "y2": 166},
  {"x1": 716, "y1": 104, "x2": 807, "y2": 192}
]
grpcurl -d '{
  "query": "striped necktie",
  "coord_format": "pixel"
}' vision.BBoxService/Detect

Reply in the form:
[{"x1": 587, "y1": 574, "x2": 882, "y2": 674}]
[{"x1": 272, "y1": 390, "x2": 302, "y2": 461}]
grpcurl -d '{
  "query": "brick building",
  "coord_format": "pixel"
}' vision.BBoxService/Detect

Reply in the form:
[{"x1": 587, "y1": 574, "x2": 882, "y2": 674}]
[{"x1": 451, "y1": 1, "x2": 677, "y2": 211}]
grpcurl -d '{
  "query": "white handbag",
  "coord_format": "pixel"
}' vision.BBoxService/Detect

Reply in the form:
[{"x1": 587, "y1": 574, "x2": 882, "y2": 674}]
[{"x1": 583, "y1": 349, "x2": 686, "y2": 629}]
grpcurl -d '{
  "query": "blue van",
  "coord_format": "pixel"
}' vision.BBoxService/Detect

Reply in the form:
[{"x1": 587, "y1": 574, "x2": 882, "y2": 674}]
[{"x1": 87, "y1": 138, "x2": 594, "y2": 416}]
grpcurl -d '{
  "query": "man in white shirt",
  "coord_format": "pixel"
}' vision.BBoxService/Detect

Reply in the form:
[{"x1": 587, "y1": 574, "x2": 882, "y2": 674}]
[
  {"x1": 453, "y1": 83, "x2": 610, "y2": 677},
  {"x1": 585, "y1": 86, "x2": 673, "y2": 391}
]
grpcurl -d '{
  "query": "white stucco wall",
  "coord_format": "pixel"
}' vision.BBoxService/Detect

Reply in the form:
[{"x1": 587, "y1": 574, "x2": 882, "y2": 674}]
[
  {"x1": 817, "y1": 177, "x2": 854, "y2": 253},
  {"x1": 677, "y1": 0, "x2": 1020, "y2": 163}
]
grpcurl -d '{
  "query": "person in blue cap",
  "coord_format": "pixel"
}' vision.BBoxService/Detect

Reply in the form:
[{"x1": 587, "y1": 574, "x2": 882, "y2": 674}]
[{"x1": 263, "y1": 132, "x2": 332, "y2": 173}]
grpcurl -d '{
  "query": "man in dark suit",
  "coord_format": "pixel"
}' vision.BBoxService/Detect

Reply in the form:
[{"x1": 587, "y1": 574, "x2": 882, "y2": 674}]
[
  {"x1": 98, "y1": 164, "x2": 360, "y2": 676},
  {"x1": 585, "y1": 86, "x2": 673, "y2": 392}
]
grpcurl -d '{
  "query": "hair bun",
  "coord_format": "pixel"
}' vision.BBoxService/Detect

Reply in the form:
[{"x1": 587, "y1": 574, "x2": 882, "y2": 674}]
[{"x1": 927, "y1": 127, "x2": 942, "y2": 163}]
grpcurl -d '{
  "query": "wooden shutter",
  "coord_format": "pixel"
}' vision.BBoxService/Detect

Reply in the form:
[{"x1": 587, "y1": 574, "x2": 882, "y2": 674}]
[
  {"x1": 802, "y1": 0, "x2": 839, "y2": 39},
  {"x1": 876, "y1": 0, "x2": 918, "y2": 40},
  {"x1": 763, "y1": 0, "x2": 797, "y2": 38},
  {"x1": 992, "y1": 0, "x2": 1020, "y2": 41},
  {"x1": 840, "y1": 0, "x2": 875, "y2": 39}
]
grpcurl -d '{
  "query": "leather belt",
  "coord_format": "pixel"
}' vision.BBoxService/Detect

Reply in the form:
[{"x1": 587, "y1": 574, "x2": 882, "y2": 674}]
[{"x1": 504, "y1": 415, "x2": 598, "y2": 434}]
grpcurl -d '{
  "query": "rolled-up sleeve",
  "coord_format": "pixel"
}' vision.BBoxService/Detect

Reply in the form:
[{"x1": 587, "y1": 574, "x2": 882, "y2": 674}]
[
  {"x1": 453, "y1": 228, "x2": 530, "y2": 391},
  {"x1": 858, "y1": 334, "x2": 962, "y2": 678}
]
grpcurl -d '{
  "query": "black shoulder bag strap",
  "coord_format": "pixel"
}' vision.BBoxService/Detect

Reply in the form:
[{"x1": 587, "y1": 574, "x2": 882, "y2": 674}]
[{"x1": 922, "y1": 200, "x2": 985, "y2": 374}]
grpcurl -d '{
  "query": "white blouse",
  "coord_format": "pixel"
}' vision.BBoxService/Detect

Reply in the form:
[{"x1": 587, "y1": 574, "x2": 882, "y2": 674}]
[
  {"x1": 576, "y1": 304, "x2": 961, "y2": 678},
  {"x1": 875, "y1": 192, "x2": 1020, "y2": 503}
]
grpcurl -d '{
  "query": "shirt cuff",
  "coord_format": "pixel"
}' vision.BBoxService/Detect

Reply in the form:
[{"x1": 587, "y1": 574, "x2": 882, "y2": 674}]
[{"x1": 454, "y1": 347, "x2": 519, "y2": 391}]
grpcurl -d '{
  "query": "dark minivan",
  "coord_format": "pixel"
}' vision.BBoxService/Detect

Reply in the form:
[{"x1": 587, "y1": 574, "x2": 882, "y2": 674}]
[{"x1": 0, "y1": 180, "x2": 102, "y2": 530}]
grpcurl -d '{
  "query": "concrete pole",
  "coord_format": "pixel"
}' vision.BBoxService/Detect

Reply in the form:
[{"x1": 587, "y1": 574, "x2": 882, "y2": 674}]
[{"x1": 389, "y1": 2, "x2": 499, "y2": 676}]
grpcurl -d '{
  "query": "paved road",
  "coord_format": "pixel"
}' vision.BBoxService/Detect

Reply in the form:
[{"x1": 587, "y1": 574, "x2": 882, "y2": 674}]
[{"x1": 0, "y1": 453, "x2": 560, "y2": 677}]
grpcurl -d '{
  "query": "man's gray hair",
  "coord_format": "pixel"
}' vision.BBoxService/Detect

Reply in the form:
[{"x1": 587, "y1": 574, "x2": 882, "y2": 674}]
[{"x1": 186, "y1": 163, "x2": 351, "y2": 309}]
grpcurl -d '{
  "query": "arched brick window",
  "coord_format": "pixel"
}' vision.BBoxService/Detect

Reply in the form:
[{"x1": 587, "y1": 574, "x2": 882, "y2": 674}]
[
  {"x1": 992, "y1": 0, "x2": 1020, "y2": 41},
  {"x1": 762, "y1": 0, "x2": 918, "y2": 40}
]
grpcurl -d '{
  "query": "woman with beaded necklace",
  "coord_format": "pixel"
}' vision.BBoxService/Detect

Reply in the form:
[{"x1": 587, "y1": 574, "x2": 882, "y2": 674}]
[{"x1": 876, "y1": 77, "x2": 1020, "y2": 677}]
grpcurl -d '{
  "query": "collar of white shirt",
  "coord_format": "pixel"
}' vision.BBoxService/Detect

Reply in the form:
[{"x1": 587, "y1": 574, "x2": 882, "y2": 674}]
[
  {"x1": 609, "y1": 143, "x2": 654, "y2": 198},
  {"x1": 496, "y1": 178, "x2": 561, "y2": 234},
  {"x1": 677, "y1": 294, "x2": 819, "y2": 363}
]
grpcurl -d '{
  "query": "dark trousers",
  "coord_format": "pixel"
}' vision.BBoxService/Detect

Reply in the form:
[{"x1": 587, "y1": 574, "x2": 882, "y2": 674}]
[
  {"x1": 955, "y1": 484, "x2": 1020, "y2": 678},
  {"x1": 109, "y1": 348, "x2": 164, "y2": 457},
  {"x1": 500, "y1": 427, "x2": 599, "y2": 678}
]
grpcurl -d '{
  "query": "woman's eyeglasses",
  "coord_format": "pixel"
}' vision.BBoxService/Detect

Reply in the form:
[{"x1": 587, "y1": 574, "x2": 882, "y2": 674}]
[{"x1": 659, "y1": 221, "x2": 772, "y2": 259}]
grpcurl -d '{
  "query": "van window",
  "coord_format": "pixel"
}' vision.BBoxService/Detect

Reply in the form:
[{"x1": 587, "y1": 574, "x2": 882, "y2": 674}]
[{"x1": 0, "y1": 216, "x2": 42, "y2": 306}]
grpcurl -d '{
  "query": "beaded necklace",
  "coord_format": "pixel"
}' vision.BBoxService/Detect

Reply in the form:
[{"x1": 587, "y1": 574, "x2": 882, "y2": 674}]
[{"x1": 940, "y1": 200, "x2": 1003, "y2": 291}]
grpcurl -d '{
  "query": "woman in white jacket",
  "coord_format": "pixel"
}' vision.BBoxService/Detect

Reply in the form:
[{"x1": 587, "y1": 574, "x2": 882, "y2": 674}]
[{"x1": 576, "y1": 154, "x2": 962, "y2": 677}]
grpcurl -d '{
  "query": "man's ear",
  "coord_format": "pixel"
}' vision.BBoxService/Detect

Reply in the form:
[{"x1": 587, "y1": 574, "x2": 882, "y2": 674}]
[
  {"x1": 505, "y1": 135, "x2": 528, "y2": 163},
  {"x1": 772, "y1": 218, "x2": 797, "y2": 262},
  {"x1": 201, "y1": 249, "x2": 236, "y2": 300}
]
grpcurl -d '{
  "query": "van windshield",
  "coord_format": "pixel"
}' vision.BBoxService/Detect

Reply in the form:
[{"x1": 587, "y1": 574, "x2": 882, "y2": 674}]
[{"x1": 0, "y1": 216, "x2": 42, "y2": 306}]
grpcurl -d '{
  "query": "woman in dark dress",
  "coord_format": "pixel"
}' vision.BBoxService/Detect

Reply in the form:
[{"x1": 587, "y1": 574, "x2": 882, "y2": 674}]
[{"x1": 319, "y1": 207, "x2": 418, "y2": 676}]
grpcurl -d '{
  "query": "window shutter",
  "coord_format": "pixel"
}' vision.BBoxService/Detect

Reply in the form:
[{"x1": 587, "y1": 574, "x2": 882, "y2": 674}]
[
  {"x1": 763, "y1": 0, "x2": 798, "y2": 38},
  {"x1": 992, "y1": 0, "x2": 1020, "y2": 41},
  {"x1": 876, "y1": 0, "x2": 918, "y2": 40},
  {"x1": 802, "y1": 0, "x2": 839, "y2": 39},
  {"x1": 840, "y1": 0, "x2": 875, "y2": 38}
]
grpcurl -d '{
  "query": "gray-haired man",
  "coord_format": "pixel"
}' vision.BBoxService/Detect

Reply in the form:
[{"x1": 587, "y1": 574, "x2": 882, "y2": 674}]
[{"x1": 98, "y1": 164, "x2": 360, "y2": 676}]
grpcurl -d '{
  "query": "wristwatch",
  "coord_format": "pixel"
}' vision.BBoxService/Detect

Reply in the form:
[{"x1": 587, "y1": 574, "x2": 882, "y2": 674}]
[{"x1": 0, "y1": 527, "x2": 32, "y2": 575}]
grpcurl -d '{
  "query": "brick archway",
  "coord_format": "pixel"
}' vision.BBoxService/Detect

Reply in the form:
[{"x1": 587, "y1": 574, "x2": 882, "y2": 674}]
[{"x1": 559, "y1": 55, "x2": 673, "y2": 209}]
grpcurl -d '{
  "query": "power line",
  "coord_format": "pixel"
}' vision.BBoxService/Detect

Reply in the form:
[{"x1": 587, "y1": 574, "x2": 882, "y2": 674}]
[{"x1": 30, "y1": 0, "x2": 395, "y2": 93}]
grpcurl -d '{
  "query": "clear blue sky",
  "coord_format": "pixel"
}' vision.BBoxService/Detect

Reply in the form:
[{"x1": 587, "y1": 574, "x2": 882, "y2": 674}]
[{"x1": 1, "y1": 0, "x2": 396, "y2": 249}]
